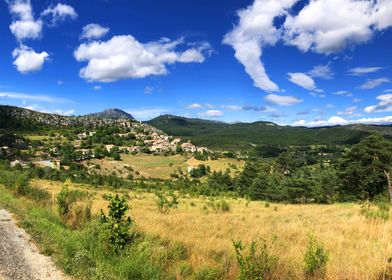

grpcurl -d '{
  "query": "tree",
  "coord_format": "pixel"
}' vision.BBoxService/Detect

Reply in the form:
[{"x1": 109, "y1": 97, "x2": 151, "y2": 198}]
[{"x1": 340, "y1": 134, "x2": 392, "y2": 201}]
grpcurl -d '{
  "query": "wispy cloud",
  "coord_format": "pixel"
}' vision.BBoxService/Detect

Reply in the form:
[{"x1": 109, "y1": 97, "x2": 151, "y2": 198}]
[
  {"x1": 293, "y1": 115, "x2": 392, "y2": 127},
  {"x1": 348, "y1": 66, "x2": 383, "y2": 76},
  {"x1": 0, "y1": 91, "x2": 71, "y2": 103},
  {"x1": 265, "y1": 94, "x2": 302, "y2": 106},
  {"x1": 364, "y1": 94, "x2": 392, "y2": 113},
  {"x1": 125, "y1": 107, "x2": 169, "y2": 121},
  {"x1": 359, "y1": 77, "x2": 390, "y2": 90},
  {"x1": 199, "y1": 110, "x2": 223, "y2": 118}
]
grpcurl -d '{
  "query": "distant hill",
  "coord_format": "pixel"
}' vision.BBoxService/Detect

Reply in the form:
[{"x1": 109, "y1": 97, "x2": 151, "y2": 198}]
[
  {"x1": 147, "y1": 115, "x2": 392, "y2": 150},
  {"x1": 0, "y1": 105, "x2": 135, "y2": 129},
  {"x1": 85, "y1": 108, "x2": 134, "y2": 120}
]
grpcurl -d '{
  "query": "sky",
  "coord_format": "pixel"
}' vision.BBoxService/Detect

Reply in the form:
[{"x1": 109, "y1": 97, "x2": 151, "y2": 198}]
[{"x1": 0, "y1": 0, "x2": 392, "y2": 126}]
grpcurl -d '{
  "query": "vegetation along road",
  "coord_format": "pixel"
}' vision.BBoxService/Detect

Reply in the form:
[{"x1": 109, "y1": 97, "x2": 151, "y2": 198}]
[{"x1": 0, "y1": 209, "x2": 68, "y2": 280}]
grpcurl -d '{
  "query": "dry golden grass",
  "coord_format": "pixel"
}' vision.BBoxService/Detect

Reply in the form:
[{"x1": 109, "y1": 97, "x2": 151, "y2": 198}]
[
  {"x1": 86, "y1": 154, "x2": 244, "y2": 180},
  {"x1": 34, "y1": 179, "x2": 392, "y2": 280}
]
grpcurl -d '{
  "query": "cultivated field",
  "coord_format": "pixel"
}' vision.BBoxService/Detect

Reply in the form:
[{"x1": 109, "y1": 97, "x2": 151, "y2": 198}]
[{"x1": 33, "y1": 179, "x2": 392, "y2": 280}]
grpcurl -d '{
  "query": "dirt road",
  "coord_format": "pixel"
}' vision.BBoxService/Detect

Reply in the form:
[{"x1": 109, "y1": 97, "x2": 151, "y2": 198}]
[{"x1": 0, "y1": 209, "x2": 69, "y2": 280}]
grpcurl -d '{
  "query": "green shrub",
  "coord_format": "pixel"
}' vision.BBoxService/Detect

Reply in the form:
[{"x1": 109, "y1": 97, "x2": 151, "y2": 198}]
[
  {"x1": 155, "y1": 191, "x2": 179, "y2": 213},
  {"x1": 216, "y1": 200, "x2": 230, "y2": 212},
  {"x1": 303, "y1": 235, "x2": 329, "y2": 279},
  {"x1": 100, "y1": 194, "x2": 133, "y2": 254},
  {"x1": 193, "y1": 267, "x2": 221, "y2": 280},
  {"x1": 360, "y1": 201, "x2": 390, "y2": 221},
  {"x1": 233, "y1": 239, "x2": 277, "y2": 280}
]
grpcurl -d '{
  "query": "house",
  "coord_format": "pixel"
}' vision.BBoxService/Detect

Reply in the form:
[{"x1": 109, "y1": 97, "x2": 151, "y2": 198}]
[
  {"x1": 181, "y1": 141, "x2": 197, "y2": 153},
  {"x1": 0, "y1": 146, "x2": 10, "y2": 156},
  {"x1": 10, "y1": 160, "x2": 28, "y2": 168},
  {"x1": 50, "y1": 147, "x2": 59, "y2": 154},
  {"x1": 171, "y1": 138, "x2": 181, "y2": 145},
  {"x1": 197, "y1": 147, "x2": 208, "y2": 153},
  {"x1": 105, "y1": 144, "x2": 115, "y2": 152},
  {"x1": 89, "y1": 131, "x2": 96, "y2": 137},
  {"x1": 78, "y1": 132, "x2": 87, "y2": 140}
]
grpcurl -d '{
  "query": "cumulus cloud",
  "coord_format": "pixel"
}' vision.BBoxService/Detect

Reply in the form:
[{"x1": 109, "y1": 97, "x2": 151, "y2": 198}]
[
  {"x1": 223, "y1": 0, "x2": 297, "y2": 92},
  {"x1": 288, "y1": 72, "x2": 317, "y2": 90},
  {"x1": 74, "y1": 36, "x2": 212, "y2": 82},
  {"x1": 23, "y1": 104, "x2": 75, "y2": 116},
  {"x1": 224, "y1": 0, "x2": 392, "y2": 92},
  {"x1": 186, "y1": 103, "x2": 203, "y2": 109},
  {"x1": 364, "y1": 94, "x2": 392, "y2": 113},
  {"x1": 8, "y1": 0, "x2": 42, "y2": 40},
  {"x1": 265, "y1": 94, "x2": 302, "y2": 106},
  {"x1": 12, "y1": 45, "x2": 48, "y2": 73},
  {"x1": 223, "y1": 104, "x2": 279, "y2": 113},
  {"x1": 41, "y1": 3, "x2": 77, "y2": 25},
  {"x1": 81, "y1": 23, "x2": 109, "y2": 40},
  {"x1": 222, "y1": 105, "x2": 242, "y2": 111},
  {"x1": 348, "y1": 66, "x2": 383, "y2": 76},
  {"x1": 293, "y1": 115, "x2": 392, "y2": 127},
  {"x1": 200, "y1": 110, "x2": 223, "y2": 117},
  {"x1": 359, "y1": 77, "x2": 390, "y2": 89}
]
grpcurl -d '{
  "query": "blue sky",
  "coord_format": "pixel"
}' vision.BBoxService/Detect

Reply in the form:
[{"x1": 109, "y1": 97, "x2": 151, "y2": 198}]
[{"x1": 0, "y1": 0, "x2": 392, "y2": 126}]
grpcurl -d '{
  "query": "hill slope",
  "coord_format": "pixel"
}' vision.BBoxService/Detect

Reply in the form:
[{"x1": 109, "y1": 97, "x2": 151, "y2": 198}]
[{"x1": 147, "y1": 115, "x2": 392, "y2": 150}]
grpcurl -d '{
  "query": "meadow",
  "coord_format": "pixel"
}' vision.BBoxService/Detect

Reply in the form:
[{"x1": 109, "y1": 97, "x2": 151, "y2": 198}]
[
  {"x1": 87, "y1": 154, "x2": 244, "y2": 179},
  {"x1": 30, "y1": 178, "x2": 392, "y2": 280}
]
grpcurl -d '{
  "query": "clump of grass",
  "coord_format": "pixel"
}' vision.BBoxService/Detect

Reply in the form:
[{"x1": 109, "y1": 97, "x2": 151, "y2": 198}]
[
  {"x1": 155, "y1": 191, "x2": 179, "y2": 213},
  {"x1": 216, "y1": 199, "x2": 230, "y2": 212},
  {"x1": 304, "y1": 235, "x2": 329, "y2": 279},
  {"x1": 233, "y1": 239, "x2": 278, "y2": 280},
  {"x1": 360, "y1": 200, "x2": 390, "y2": 221}
]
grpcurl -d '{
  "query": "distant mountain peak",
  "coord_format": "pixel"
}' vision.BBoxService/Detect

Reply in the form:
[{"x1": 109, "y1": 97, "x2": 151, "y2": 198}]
[{"x1": 86, "y1": 108, "x2": 134, "y2": 120}]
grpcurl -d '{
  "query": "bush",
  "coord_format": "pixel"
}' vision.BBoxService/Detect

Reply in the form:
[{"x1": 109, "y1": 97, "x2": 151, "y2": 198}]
[
  {"x1": 360, "y1": 201, "x2": 390, "y2": 221},
  {"x1": 303, "y1": 235, "x2": 329, "y2": 279},
  {"x1": 216, "y1": 200, "x2": 230, "y2": 212},
  {"x1": 100, "y1": 194, "x2": 133, "y2": 254},
  {"x1": 155, "y1": 191, "x2": 179, "y2": 213},
  {"x1": 233, "y1": 239, "x2": 278, "y2": 280}
]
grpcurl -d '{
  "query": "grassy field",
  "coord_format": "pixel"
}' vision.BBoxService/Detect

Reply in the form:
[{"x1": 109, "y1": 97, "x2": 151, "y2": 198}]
[
  {"x1": 87, "y1": 154, "x2": 244, "y2": 179},
  {"x1": 32, "y1": 179, "x2": 392, "y2": 280}
]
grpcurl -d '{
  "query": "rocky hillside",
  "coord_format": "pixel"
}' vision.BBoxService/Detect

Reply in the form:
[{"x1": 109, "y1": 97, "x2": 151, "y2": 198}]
[{"x1": 0, "y1": 105, "x2": 136, "y2": 128}]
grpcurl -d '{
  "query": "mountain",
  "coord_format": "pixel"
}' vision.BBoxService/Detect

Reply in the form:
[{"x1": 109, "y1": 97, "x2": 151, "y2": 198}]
[
  {"x1": 147, "y1": 115, "x2": 392, "y2": 150},
  {"x1": 85, "y1": 108, "x2": 134, "y2": 120}
]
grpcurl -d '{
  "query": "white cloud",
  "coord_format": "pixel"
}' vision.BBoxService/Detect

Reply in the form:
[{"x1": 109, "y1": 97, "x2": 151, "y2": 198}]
[
  {"x1": 200, "y1": 110, "x2": 223, "y2": 117},
  {"x1": 284, "y1": 0, "x2": 392, "y2": 54},
  {"x1": 308, "y1": 64, "x2": 334, "y2": 79},
  {"x1": 81, "y1": 23, "x2": 109, "y2": 40},
  {"x1": 186, "y1": 103, "x2": 203, "y2": 109},
  {"x1": 74, "y1": 36, "x2": 212, "y2": 82},
  {"x1": 348, "y1": 66, "x2": 383, "y2": 76},
  {"x1": 337, "y1": 106, "x2": 357, "y2": 115},
  {"x1": 334, "y1": 90, "x2": 353, "y2": 97},
  {"x1": 265, "y1": 94, "x2": 302, "y2": 106},
  {"x1": 126, "y1": 108, "x2": 169, "y2": 121},
  {"x1": 12, "y1": 45, "x2": 48, "y2": 73},
  {"x1": 223, "y1": 0, "x2": 297, "y2": 92},
  {"x1": 359, "y1": 77, "x2": 390, "y2": 89},
  {"x1": 224, "y1": 0, "x2": 392, "y2": 92},
  {"x1": 364, "y1": 94, "x2": 392, "y2": 113},
  {"x1": 288, "y1": 72, "x2": 317, "y2": 90},
  {"x1": 23, "y1": 104, "x2": 75, "y2": 116},
  {"x1": 41, "y1": 3, "x2": 77, "y2": 25},
  {"x1": 293, "y1": 115, "x2": 392, "y2": 127},
  {"x1": 144, "y1": 86, "x2": 154, "y2": 94},
  {"x1": 8, "y1": 0, "x2": 42, "y2": 40},
  {"x1": 0, "y1": 91, "x2": 70, "y2": 103},
  {"x1": 222, "y1": 105, "x2": 242, "y2": 111},
  {"x1": 93, "y1": 85, "x2": 101, "y2": 90}
]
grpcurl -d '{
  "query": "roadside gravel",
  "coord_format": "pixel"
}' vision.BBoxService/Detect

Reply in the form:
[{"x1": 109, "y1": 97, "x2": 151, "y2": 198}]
[{"x1": 0, "y1": 209, "x2": 69, "y2": 280}]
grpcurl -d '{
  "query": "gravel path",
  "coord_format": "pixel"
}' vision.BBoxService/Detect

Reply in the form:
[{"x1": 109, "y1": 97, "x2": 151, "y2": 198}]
[{"x1": 0, "y1": 209, "x2": 69, "y2": 280}]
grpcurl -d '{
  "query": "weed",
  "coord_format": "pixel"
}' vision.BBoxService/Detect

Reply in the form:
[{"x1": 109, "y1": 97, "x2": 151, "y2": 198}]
[{"x1": 304, "y1": 235, "x2": 329, "y2": 279}]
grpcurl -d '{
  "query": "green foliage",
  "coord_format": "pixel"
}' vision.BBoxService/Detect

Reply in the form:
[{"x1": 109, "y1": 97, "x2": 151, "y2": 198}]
[
  {"x1": 340, "y1": 134, "x2": 392, "y2": 200},
  {"x1": 100, "y1": 194, "x2": 133, "y2": 253},
  {"x1": 155, "y1": 191, "x2": 179, "y2": 213},
  {"x1": 56, "y1": 180, "x2": 87, "y2": 217},
  {"x1": 233, "y1": 239, "x2": 278, "y2": 280},
  {"x1": 216, "y1": 199, "x2": 230, "y2": 212},
  {"x1": 303, "y1": 235, "x2": 329, "y2": 279}
]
